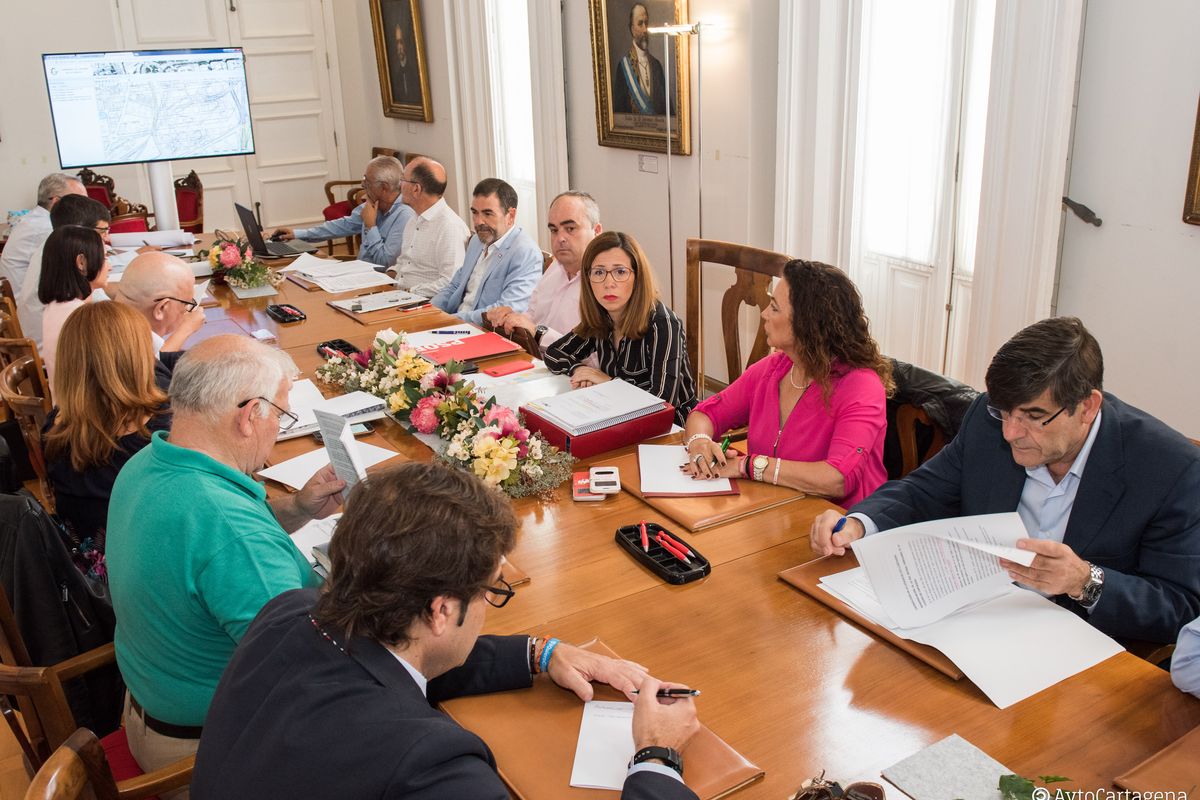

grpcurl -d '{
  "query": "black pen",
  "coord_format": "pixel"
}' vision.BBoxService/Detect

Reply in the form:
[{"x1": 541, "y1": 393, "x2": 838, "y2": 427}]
[{"x1": 631, "y1": 688, "x2": 701, "y2": 697}]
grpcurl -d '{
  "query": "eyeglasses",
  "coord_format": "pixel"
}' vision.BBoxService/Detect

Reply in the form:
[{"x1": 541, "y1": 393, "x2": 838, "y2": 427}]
[
  {"x1": 155, "y1": 296, "x2": 198, "y2": 312},
  {"x1": 237, "y1": 396, "x2": 300, "y2": 432},
  {"x1": 986, "y1": 404, "x2": 1067, "y2": 429},
  {"x1": 484, "y1": 577, "x2": 516, "y2": 608},
  {"x1": 588, "y1": 266, "x2": 635, "y2": 283},
  {"x1": 92, "y1": 224, "x2": 111, "y2": 234}
]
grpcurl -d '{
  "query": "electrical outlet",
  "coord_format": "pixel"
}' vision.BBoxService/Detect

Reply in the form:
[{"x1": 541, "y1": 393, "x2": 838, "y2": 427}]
[
  {"x1": 408, "y1": 122, "x2": 418, "y2": 133},
  {"x1": 638, "y1": 155, "x2": 659, "y2": 174}
]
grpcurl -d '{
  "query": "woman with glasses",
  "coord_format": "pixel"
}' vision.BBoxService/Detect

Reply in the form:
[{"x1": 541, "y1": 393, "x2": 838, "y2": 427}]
[
  {"x1": 43, "y1": 301, "x2": 170, "y2": 550},
  {"x1": 681, "y1": 259, "x2": 892, "y2": 507},
  {"x1": 38, "y1": 225, "x2": 112, "y2": 387},
  {"x1": 543, "y1": 231, "x2": 697, "y2": 425}
]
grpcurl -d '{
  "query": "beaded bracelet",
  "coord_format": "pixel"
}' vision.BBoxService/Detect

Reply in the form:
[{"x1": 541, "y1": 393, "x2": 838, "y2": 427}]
[
  {"x1": 528, "y1": 636, "x2": 540, "y2": 674},
  {"x1": 684, "y1": 432, "x2": 713, "y2": 449},
  {"x1": 539, "y1": 637, "x2": 561, "y2": 673}
]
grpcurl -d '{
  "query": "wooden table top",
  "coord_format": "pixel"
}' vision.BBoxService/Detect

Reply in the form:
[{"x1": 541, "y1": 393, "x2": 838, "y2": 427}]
[{"x1": 202, "y1": 247, "x2": 1200, "y2": 799}]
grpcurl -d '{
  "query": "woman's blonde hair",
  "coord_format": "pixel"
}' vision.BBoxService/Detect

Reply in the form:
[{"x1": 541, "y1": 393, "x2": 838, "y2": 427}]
[
  {"x1": 44, "y1": 302, "x2": 167, "y2": 472},
  {"x1": 574, "y1": 231, "x2": 660, "y2": 341}
]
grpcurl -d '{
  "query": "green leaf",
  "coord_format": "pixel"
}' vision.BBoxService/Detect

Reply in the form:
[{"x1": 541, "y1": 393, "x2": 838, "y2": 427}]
[
  {"x1": 1038, "y1": 776, "x2": 1071, "y2": 784},
  {"x1": 998, "y1": 774, "x2": 1035, "y2": 800}
]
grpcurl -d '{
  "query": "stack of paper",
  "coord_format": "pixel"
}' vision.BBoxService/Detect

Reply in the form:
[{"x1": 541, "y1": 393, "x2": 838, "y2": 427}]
[
  {"x1": 280, "y1": 252, "x2": 394, "y2": 293},
  {"x1": 524, "y1": 379, "x2": 666, "y2": 436},
  {"x1": 110, "y1": 229, "x2": 196, "y2": 249},
  {"x1": 328, "y1": 288, "x2": 428, "y2": 313},
  {"x1": 817, "y1": 513, "x2": 1124, "y2": 708},
  {"x1": 280, "y1": 379, "x2": 388, "y2": 440},
  {"x1": 636, "y1": 444, "x2": 736, "y2": 496},
  {"x1": 469, "y1": 360, "x2": 573, "y2": 411}
]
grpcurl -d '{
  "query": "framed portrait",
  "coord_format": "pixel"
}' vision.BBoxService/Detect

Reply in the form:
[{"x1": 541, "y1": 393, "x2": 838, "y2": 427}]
[
  {"x1": 588, "y1": 0, "x2": 691, "y2": 155},
  {"x1": 369, "y1": 0, "x2": 433, "y2": 122},
  {"x1": 1185, "y1": 95, "x2": 1200, "y2": 225}
]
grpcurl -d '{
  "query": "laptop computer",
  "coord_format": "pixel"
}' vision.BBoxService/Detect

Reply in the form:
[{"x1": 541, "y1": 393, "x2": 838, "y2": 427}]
[{"x1": 235, "y1": 202, "x2": 319, "y2": 258}]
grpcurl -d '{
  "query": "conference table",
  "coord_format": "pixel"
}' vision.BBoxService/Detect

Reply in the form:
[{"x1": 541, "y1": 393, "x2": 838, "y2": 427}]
[{"x1": 197, "y1": 250, "x2": 1200, "y2": 798}]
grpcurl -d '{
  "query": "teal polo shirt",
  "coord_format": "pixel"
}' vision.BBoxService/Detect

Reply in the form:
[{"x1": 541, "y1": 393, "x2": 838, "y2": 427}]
[{"x1": 107, "y1": 432, "x2": 320, "y2": 726}]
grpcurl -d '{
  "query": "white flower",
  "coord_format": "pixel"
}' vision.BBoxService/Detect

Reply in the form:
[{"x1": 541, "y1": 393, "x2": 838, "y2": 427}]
[
  {"x1": 528, "y1": 438, "x2": 543, "y2": 459},
  {"x1": 522, "y1": 464, "x2": 543, "y2": 478},
  {"x1": 375, "y1": 328, "x2": 401, "y2": 345}
]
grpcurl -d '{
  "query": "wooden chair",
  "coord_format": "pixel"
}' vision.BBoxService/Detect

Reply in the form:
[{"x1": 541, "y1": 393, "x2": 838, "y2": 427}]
[
  {"x1": 108, "y1": 197, "x2": 152, "y2": 235},
  {"x1": 76, "y1": 169, "x2": 115, "y2": 210},
  {"x1": 684, "y1": 238, "x2": 791, "y2": 394},
  {"x1": 894, "y1": 404, "x2": 946, "y2": 477},
  {"x1": 173, "y1": 171, "x2": 204, "y2": 234},
  {"x1": 23, "y1": 727, "x2": 194, "y2": 800},
  {"x1": 319, "y1": 182, "x2": 367, "y2": 256},
  {"x1": 0, "y1": 355, "x2": 53, "y2": 509},
  {"x1": 479, "y1": 314, "x2": 540, "y2": 358},
  {"x1": 541, "y1": 250, "x2": 553, "y2": 273},
  {"x1": 0, "y1": 276, "x2": 16, "y2": 307},
  {"x1": 1, "y1": 297, "x2": 25, "y2": 339},
  {"x1": 371, "y1": 145, "x2": 403, "y2": 160}
]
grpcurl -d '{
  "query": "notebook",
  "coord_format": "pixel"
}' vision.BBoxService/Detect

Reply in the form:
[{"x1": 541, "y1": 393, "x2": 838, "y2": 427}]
[{"x1": 523, "y1": 380, "x2": 667, "y2": 437}]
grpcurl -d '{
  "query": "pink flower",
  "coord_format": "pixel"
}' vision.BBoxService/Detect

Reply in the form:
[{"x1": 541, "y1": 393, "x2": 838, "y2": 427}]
[
  {"x1": 411, "y1": 396, "x2": 440, "y2": 434},
  {"x1": 483, "y1": 405, "x2": 521, "y2": 436},
  {"x1": 219, "y1": 243, "x2": 242, "y2": 267},
  {"x1": 243, "y1": 246, "x2": 254, "y2": 261},
  {"x1": 351, "y1": 348, "x2": 373, "y2": 368}
]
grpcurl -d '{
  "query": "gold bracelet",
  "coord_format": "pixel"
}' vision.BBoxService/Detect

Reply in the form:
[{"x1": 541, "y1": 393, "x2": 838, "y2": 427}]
[{"x1": 772, "y1": 457, "x2": 782, "y2": 485}]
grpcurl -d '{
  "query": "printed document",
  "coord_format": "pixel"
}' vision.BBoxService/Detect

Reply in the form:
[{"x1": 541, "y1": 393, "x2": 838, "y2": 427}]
[
  {"x1": 313, "y1": 409, "x2": 368, "y2": 493},
  {"x1": 469, "y1": 360, "x2": 573, "y2": 410},
  {"x1": 569, "y1": 701, "x2": 635, "y2": 790},
  {"x1": 525, "y1": 379, "x2": 665, "y2": 436},
  {"x1": 256, "y1": 441, "x2": 399, "y2": 491}
]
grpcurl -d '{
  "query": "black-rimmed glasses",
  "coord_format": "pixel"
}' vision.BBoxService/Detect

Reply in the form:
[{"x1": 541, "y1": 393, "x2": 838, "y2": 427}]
[
  {"x1": 237, "y1": 396, "x2": 300, "y2": 432},
  {"x1": 484, "y1": 577, "x2": 516, "y2": 608},
  {"x1": 986, "y1": 404, "x2": 1067, "y2": 428},
  {"x1": 155, "y1": 296, "x2": 198, "y2": 312}
]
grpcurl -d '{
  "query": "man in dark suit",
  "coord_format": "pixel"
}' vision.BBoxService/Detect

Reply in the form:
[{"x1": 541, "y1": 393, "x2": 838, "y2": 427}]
[
  {"x1": 388, "y1": 20, "x2": 422, "y2": 105},
  {"x1": 192, "y1": 463, "x2": 700, "y2": 799},
  {"x1": 811, "y1": 316, "x2": 1200, "y2": 644}
]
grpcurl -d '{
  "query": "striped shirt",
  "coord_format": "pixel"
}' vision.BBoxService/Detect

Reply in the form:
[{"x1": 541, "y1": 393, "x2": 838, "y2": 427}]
[{"x1": 544, "y1": 300, "x2": 697, "y2": 425}]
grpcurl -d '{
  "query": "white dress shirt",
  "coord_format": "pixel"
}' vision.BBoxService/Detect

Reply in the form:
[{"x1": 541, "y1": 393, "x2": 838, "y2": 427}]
[
  {"x1": 1, "y1": 207, "x2": 51, "y2": 296},
  {"x1": 16, "y1": 239, "x2": 49, "y2": 349},
  {"x1": 459, "y1": 227, "x2": 513, "y2": 314},
  {"x1": 526, "y1": 260, "x2": 581, "y2": 350},
  {"x1": 392, "y1": 198, "x2": 471, "y2": 298}
]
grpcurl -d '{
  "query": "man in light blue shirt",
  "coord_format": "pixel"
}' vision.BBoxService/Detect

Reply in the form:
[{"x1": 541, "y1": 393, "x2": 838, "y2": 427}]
[
  {"x1": 272, "y1": 155, "x2": 414, "y2": 269},
  {"x1": 1173, "y1": 617, "x2": 1200, "y2": 697}
]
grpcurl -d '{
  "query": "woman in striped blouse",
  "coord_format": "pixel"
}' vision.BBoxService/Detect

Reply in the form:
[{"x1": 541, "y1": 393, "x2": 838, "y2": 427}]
[{"x1": 544, "y1": 231, "x2": 697, "y2": 425}]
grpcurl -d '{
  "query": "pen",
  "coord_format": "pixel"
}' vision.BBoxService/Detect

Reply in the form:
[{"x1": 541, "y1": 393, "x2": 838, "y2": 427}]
[
  {"x1": 632, "y1": 688, "x2": 701, "y2": 697},
  {"x1": 430, "y1": 329, "x2": 471, "y2": 335},
  {"x1": 655, "y1": 533, "x2": 691, "y2": 564},
  {"x1": 719, "y1": 436, "x2": 731, "y2": 454},
  {"x1": 639, "y1": 520, "x2": 649, "y2": 553},
  {"x1": 832, "y1": 517, "x2": 847, "y2": 534},
  {"x1": 657, "y1": 530, "x2": 694, "y2": 558}
]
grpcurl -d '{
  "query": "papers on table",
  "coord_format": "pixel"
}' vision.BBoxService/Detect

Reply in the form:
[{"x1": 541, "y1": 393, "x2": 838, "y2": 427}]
[
  {"x1": 524, "y1": 379, "x2": 667, "y2": 436},
  {"x1": 278, "y1": 379, "x2": 388, "y2": 441},
  {"x1": 289, "y1": 513, "x2": 341, "y2": 566},
  {"x1": 279, "y1": 253, "x2": 396, "y2": 293},
  {"x1": 110, "y1": 229, "x2": 196, "y2": 249},
  {"x1": 328, "y1": 288, "x2": 428, "y2": 313},
  {"x1": 637, "y1": 444, "x2": 735, "y2": 496},
  {"x1": 469, "y1": 360, "x2": 573, "y2": 411},
  {"x1": 256, "y1": 440, "x2": 399, "y2": 490},
  {"x1": 569, "y1": 701, "x2": 635, "y2": 791},
  {"x1": 402, "y1": 324, "x2": 485, "y2": 349}
]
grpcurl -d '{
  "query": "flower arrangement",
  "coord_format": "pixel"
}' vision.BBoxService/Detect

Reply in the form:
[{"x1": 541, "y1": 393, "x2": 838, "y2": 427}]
[
  {"x1": 199, "y1": 231, "x2": 284, "y2": 289},
  {"x1": 314, "y1": 329, "x2": 573, "y2": 499}
]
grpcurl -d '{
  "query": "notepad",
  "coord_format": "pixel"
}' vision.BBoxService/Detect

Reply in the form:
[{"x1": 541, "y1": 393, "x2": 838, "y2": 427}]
[
  {"x1": 637, "y1": 444, "x2": 736, "y2": 496},
  {"x1": 328, "y1": 288, "x2": 428, "y2": 313},
  {"x1": 289, "y1": 513, "x2": 341, "y2": 566},
  {"x1": 569, "y1": 701, "x2": 636, "y2": 791},
  {"x1": 524, "y1": 379, "x2": 667, "y2": 436}
]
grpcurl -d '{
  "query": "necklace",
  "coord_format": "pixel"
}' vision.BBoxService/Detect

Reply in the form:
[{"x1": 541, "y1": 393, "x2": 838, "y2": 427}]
[
  {"x1": 309, "y1": 613, "x2": 347, "y2": 655},
  {"x1": 788, "y1": 364, "x2": 810, "y2": 392}
]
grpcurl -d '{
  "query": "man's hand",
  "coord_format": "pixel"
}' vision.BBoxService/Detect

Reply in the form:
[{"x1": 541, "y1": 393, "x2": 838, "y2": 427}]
[
  {"x1": 295, "y1": 465, "x2": 346, "y2": 519},
  {"x1": 1001, "y1": 538, "x2": 1091, "y2": 597},
  {"x1": 546, "y1": 642, "x2": 648, "y2": 702},
  {"x1": 632, "y1": 676, "x2": 700, "y2": 753},
  {"x1": 810, "y1": 510, "x2": 864, "y2": 557},
  {"x1": 271, "y1": 227, "x2": 295, "y2": 241},
  {"x1": 134, "y1": 245, "x2": 164, "y2": 254},
  {"x1": 570, "y1": 366, "x2": 611, "y2": 389},
  {"x1": 360, "y1": 197, "x2": 379, "y2": 229},
  {"x1": 161, "y1": 303, "x2": 207, "y2": 352},
  {"x1": 500, "y1": 311, "x2": 536, "y2": 335},
  {"x1": 484, "y1": 306, "x2": 514, "y2": 330}
]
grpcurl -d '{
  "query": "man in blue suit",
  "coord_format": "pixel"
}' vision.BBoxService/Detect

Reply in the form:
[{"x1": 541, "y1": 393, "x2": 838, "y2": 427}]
[
  {"x1": 811, "y1": 317, "x2": 1200, "y2": 644},
  {"x1": 431, "y1": 178, "x2": 543, "y2": 326}
]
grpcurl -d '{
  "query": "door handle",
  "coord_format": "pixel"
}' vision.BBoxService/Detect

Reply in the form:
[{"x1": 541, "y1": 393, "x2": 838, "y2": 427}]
[
  {"x1": 1062, "y1": 196, "x2": 1102, "y2": 227},
  {"x1": 229, "y1": 0, "x2": 237, "y2": 11}
]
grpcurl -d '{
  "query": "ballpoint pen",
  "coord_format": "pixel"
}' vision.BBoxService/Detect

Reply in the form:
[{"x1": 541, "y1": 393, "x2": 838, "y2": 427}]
[
  {"x1": 657, "y1": 530, "x2": 694, "y2": 558},
  {"x1": 430, "y1": 329, "x2": 471, "y2": 335},
  {"x1": 832, "y1": 517, "x2": 847, "y2": 534},
  {"x1": 639, "y1": 520, "x2": 649, "y2": 553},
  {"x1": 631, "y1": 688, "x2": 701, "y2": 697},
  {"x1": 655, "y1": 533, "x2": 691, "y2": 564}
]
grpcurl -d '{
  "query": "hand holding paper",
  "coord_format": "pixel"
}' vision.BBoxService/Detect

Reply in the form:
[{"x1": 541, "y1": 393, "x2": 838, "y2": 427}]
[
  {"x1": 313, "y1": 409, "x2": 368, "y2": 498},
  {"x1": 1001, "y1": 537, "x2": 1093, "y2": 597}
]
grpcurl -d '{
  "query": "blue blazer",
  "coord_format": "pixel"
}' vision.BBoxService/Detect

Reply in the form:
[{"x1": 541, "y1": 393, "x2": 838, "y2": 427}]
[
  {"x1": 431, "y1": 227, "x2": 543, "y2": 325},
  {"x1": 852, "y1": 393, "x2": 1200, "y2": 643}
]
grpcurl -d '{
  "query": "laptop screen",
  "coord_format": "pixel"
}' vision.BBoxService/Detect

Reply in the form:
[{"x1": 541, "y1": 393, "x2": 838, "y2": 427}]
[{"x1": 234, "y1": 202, "x2": 269, "y2": 254}]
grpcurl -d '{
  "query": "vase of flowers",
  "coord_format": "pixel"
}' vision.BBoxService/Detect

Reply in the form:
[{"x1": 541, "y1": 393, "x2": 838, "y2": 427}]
[{"x1": 199, "y1": 231, "x2": 284, "y2": 296}]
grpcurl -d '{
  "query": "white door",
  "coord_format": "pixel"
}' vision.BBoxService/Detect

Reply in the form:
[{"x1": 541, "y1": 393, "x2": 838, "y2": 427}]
[{"x1": 113, "y1": 0, "x2": 347, "y2": 231}]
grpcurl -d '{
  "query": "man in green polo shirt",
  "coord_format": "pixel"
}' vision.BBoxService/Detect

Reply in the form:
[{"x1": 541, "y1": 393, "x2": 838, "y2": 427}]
[{"x1": 107, "y1": 335, "x2": 345, "y2": 795}]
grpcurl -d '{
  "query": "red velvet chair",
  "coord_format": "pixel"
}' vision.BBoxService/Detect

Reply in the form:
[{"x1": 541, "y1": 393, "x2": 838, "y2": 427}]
[
  {"x1": 108, "y1": 197, "x2": 152, "y2": 234},
  {"x1": 76, "y1": 168, "x2": 116, "y2": 209},
  {"x1": 173, "y1": 171, "x2": 203, "y2": 234}
]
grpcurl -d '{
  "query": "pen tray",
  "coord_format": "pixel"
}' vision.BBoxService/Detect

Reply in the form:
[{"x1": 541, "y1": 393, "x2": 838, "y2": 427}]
[{"x1": 614, "y1": 522, "x2": 711, "y2": 585}]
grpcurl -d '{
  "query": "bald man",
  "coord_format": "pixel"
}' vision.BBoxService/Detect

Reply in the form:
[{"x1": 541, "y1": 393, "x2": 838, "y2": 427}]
[
  {"x1": 390, "y1": 156, "x2": 470, "y2": 296},
  {"x1": 114, "y1": 251, "x2": 206, "y2": 388}
]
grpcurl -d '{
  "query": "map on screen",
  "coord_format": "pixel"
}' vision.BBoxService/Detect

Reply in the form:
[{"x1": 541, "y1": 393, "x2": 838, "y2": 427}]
[{"x1": 43, "y1": 48, "x2": 255, "y2": 168}]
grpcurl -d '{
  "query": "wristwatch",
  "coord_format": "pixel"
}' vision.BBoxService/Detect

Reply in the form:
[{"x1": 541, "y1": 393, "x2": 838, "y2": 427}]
[
  {"x1": 1069, "y1": 562, "x2": 1105, "y2": 609},
  {"x1": 534, "y1": 324, "x2": 548, "y2": 344},
  {"x1": 630, "y1": 746, "x2": 684, "y2": 776},
  {"x1": 751, "y1": 454, "x2": 770, "y2": 482}
]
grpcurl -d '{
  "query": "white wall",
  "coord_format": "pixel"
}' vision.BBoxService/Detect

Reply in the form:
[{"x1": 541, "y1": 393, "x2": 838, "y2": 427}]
[
  {"x1": 562, "y1": 0, "x2": 779, "y2": 382},
  {"x1": 1056, "y1": 0, "x2": 1200, "y2": 437},
  {"x1": 0, "y1": 3, "x2": 142, "y2": 214}
]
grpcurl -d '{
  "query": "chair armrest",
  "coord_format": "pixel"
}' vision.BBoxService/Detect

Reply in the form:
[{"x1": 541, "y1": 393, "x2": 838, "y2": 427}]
[
  {"x1": 117, "y1": 755, "x2": 196, "y2": 800},
  {"x1": 50, "y1": 642, "x2": 116, "y2": 682}
]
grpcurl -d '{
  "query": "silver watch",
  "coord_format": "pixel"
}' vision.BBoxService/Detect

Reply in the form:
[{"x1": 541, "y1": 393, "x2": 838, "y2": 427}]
[{"x1": 1069, "y1": 562, "x2": 1104, "y2": 608}]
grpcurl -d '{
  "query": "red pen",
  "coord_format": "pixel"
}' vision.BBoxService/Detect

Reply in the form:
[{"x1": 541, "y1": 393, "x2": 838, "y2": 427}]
[
  {"x1": 320, "y1": 346, "x2": 340, "y2": 359},
  {"x1": 655, "y1": 533, "x2": 691, "y2": 564},
  {"x1": 657, "y1": 530, "x2": 695, "y2": 558},
  {"x1": 639, "y1": 520, "x2": 649, "y2": 553}
]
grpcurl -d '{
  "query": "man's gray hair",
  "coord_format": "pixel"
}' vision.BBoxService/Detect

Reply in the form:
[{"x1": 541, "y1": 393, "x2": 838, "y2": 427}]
[
  {"x1": 37, "y1": 173, "x2": 81, "y2": 209},
  {"x1": 552, "y1": 191, "x2": 601, "y2": 228},
  {"x1": 366, "y1": 156, "x2": 404, "y2": 191},
  {"x1": 169, "y1": 339, "x2": 299, "y2": 423}
]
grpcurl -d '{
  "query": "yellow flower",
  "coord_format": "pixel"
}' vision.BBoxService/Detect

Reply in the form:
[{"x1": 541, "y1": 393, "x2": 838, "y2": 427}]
[{"x1": 388, "y1": 391, "x2": 409, "y2": 412}]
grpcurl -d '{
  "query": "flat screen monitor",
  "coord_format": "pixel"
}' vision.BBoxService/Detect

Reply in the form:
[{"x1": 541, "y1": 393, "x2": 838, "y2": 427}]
[{"x1": 42, "y1": 47, "x2": 255, "y2": 169}]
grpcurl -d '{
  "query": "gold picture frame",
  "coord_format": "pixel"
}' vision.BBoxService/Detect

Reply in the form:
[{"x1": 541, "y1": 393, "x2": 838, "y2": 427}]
[
  {"x1": 369, "y1": 0, "x2": 433, "y2": 122},
  {"x1": 1184, "y1": 95, "x2": 1200, "y2": 225},
  {"x1": 588, "y1": 0, "x2": 691, "y2": 155}
]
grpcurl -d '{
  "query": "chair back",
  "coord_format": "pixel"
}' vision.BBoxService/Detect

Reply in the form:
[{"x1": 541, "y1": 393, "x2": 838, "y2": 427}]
[
  {"x1": 108, "y1": 213, "x2": 150, "y2": 235},
  {"x1": 478, "y1": 315, "x2": 540, "y2": 359},
  {"x1": 0, "y1": 276, "x2": 16, "y2": 306},
  {"x1": 684, "y1": 238, "x2": 790, "y2": 393},
  {"x1": 372, "y1": 145, "x2": 403, "y2": 160},
  {"x1": 0, "y1": 297, "x2": 24, "y2": 339},
  {"x1": 0, "y1": 355, "x2": 53, "y2": 506},
  {"x1": 541, "y1": 251, "x2": 553, "y2": 273},
  {"x1": 76, "y1": 169, "x2": 115, "y2": 210},
  {"x1": 23, "y1": 728, "x2": 120, "y2": 800},
  {"x1": 173, "y1": 170, "x2": 204, "y2": 234}
]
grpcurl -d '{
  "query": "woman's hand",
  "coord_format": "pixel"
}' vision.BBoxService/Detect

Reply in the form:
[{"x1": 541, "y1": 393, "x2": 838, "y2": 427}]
[
  {"x1": 682, "y1": 437, "x2": 727, "y2": 479},
  {"x1": 570, "y1": 366, "x2": 611, "y2": 389}
]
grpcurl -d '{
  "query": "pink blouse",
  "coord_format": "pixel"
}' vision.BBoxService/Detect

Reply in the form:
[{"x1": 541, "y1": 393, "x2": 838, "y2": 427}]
[{"x1": 693, "y1": 352, "x2": 887, "y2": 507}]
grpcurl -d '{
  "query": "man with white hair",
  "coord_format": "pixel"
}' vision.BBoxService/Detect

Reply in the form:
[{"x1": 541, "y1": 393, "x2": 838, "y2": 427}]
[
  {"x1": 106, "y1": 335, "x2": 345, "y2": 792},
  {"x1": 113, "y1": 251, "x2": 207, "y2": 388},
  {"x1": 271, "y1": 155, "x2": 414, "y2": 268},
  {"x1": 0, "y1": 172, "x2": 86, "y2": 288}
]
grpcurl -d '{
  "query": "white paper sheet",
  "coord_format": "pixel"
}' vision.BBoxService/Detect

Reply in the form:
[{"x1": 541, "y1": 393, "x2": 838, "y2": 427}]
[
  {"x1": 192, "y1": 279, "x2": 210, "y2": 304},
  {"x1": 313, "y1": 409, "x2": 368, "y2": 493},
  {"x1": 637, "y1": 443, "x2": 733, "y2": 495},
  {"x1": 311, "y1": 270, "x2": 396, "y2": 293},
  {"x1": 256, "y1": 441, "x2": 399, "y2": 490},
  {"x1": 569, "y1": 701, "x2": 636, "y2": 791},
  {"x1": 289, "y1": 513, "x2": 342, "y2": 566},
  {"x1": 525, "y1": 380, "x2": 665, "y2": 435},
  {"x1": 109, "y1": 230, "x2": 195, "y2": 248},
  {"x1": 279, "y1": 252, "x2": 378, "y2": 279},
  {"x1": 850, "y1": 513, "x2": 1034, "y2": 628},
  {"x1": 107, "y1": 249, "x2": 140, "y2": 269},
  {"x1": 469, "y1": 360, "x2": 574, "y2": 411},
  {"x1": 403, "y1": 324, "x2": 485, "y2": 350}
]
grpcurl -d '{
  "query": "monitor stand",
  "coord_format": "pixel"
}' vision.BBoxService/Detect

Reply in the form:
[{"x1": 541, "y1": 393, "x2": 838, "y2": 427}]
[{"x1": 147, "y1": 160, "x2": 180, "y2": 231}]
